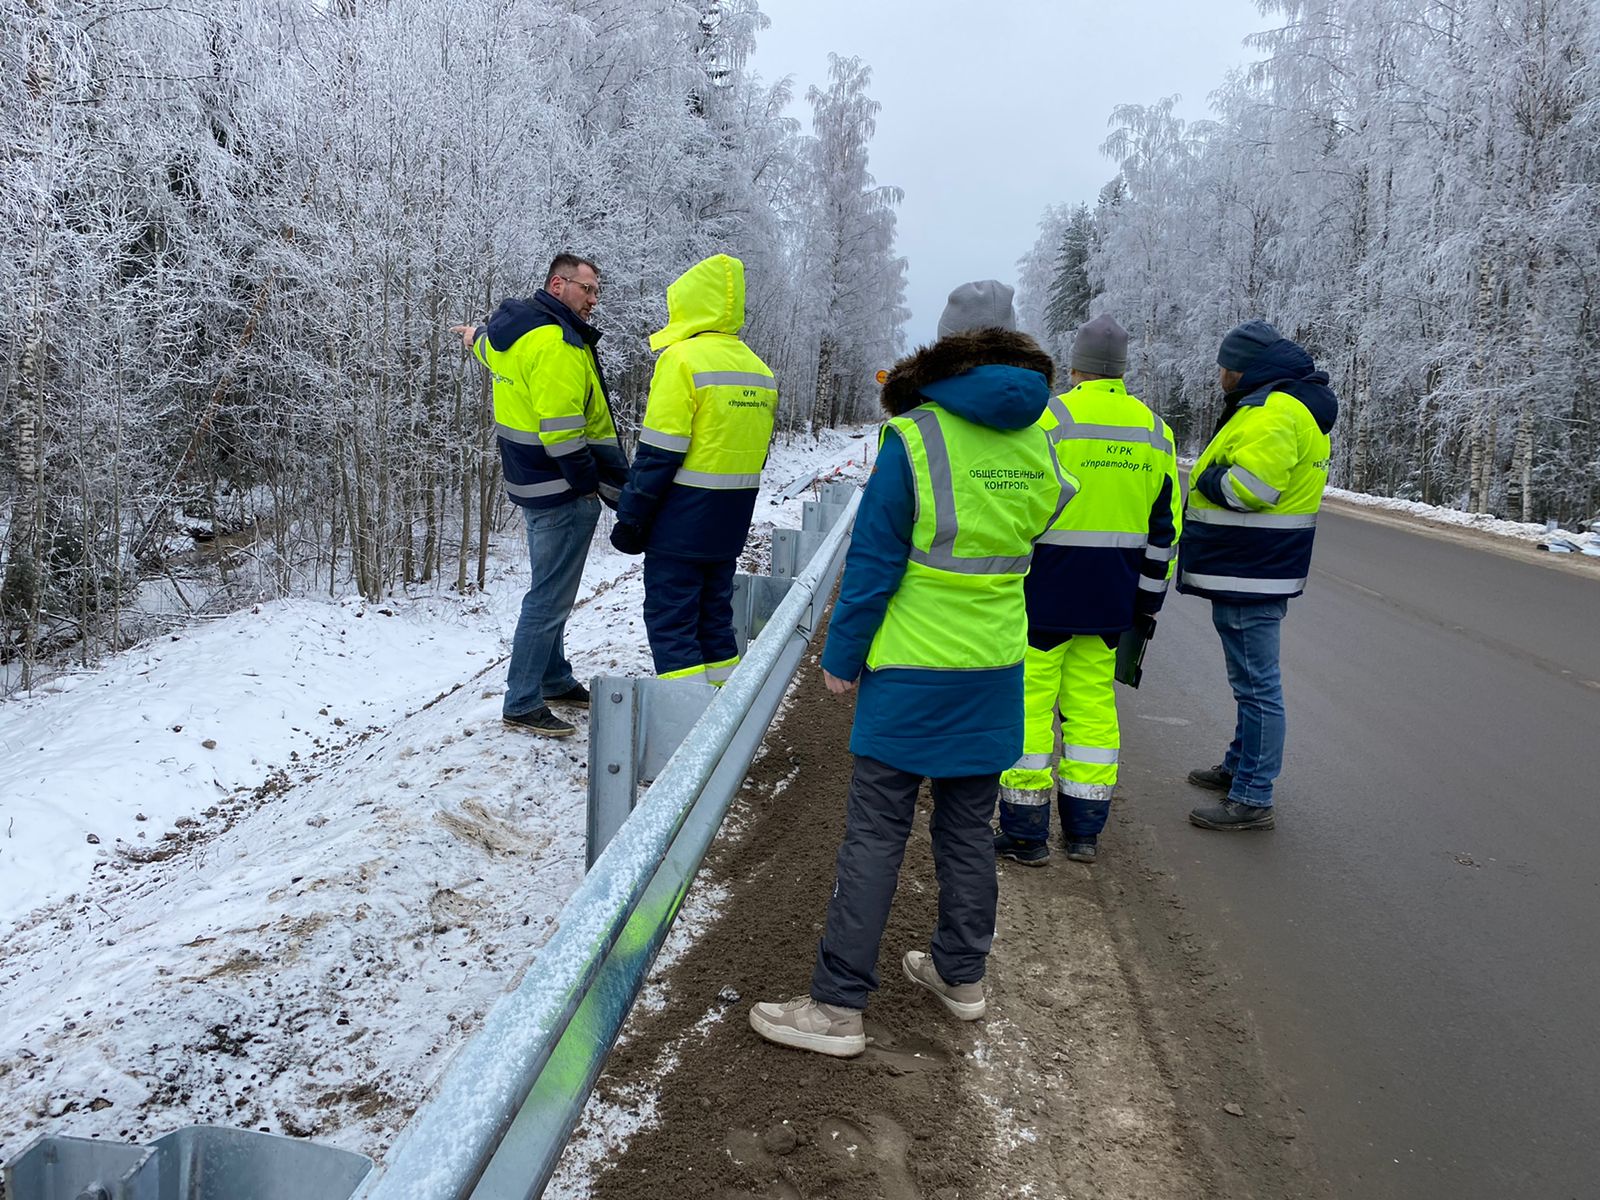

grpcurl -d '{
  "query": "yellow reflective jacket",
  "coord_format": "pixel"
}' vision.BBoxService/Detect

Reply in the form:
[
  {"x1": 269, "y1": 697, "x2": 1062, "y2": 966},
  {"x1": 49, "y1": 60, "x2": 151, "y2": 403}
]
[
  {"x1": 472, "y1": 291, "x2": 627, "y2": 508},
  {"x1": 1180, "y1": 386, "x2": 1335, "y2": 601},
  {"x1": 617, "y1": 254, "x2": 778, "y2": 560},
  {"x1": 1026, "y1": 379, "x2": 1183, "y2": 636}
]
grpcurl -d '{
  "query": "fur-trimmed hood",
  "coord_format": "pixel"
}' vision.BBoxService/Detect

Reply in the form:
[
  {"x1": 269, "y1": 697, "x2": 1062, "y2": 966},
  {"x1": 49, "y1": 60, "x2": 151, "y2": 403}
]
[{"x1": 880, "y1": 329, "x2": 1055, "y2": 428}]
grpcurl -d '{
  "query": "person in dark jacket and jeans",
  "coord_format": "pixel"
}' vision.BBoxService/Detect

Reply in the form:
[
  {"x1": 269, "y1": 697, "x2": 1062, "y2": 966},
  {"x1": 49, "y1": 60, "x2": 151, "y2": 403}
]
[
  {"x1": 452, "y1": 254, "x2": 629, "y2": 738},
  {"x1": 1179, "y1": 320, "x2": 1338, "y2": 828},
  {"x1": 749, "y1": 281, "x2": 1073, "y2": 1057}
]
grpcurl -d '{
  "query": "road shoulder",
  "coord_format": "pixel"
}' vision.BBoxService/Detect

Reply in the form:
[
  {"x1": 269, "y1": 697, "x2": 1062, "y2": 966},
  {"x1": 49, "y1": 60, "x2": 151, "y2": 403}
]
[{"x1": 558, "y1": 642, "x2": 1321, "y2": 1199}]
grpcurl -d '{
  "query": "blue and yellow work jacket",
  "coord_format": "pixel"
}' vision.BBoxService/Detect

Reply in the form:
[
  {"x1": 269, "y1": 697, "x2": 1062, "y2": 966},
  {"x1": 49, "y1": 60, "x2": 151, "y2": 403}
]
[
  {"x1": 473, "y1": 290, "x2": 629, "y2": 509},
  {"x1": 616, "y1": 255, "x2": 778, "y2": 561},
  {"x1": 1179, "y1": 340, "x2": 1339, "y2": 603},
  {"x1": 1026, "y1": 379, "x2": 1181, "y2": 640}
]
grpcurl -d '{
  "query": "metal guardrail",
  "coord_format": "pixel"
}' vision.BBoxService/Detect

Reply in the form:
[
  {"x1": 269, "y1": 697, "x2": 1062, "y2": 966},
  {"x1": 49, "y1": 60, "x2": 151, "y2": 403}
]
[
  {"x1": 353, "y1": 481, "x2": 860, "y2": 1200},
  {"x1": 2, "y1": 480, "x2": 859, "y2": 1200},
  {"x1": 585, "y1": 483, "x2": 854, "y2": 867}
]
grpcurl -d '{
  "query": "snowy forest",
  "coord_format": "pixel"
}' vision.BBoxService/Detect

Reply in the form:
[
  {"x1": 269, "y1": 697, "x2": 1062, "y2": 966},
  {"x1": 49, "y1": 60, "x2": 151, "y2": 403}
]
[
  {"x1": 0, "y1": 0, "x2": 907, "y2": 688},
  {"x1": 1019, "y1": 0, "x2": 1600, "y2": 530}
]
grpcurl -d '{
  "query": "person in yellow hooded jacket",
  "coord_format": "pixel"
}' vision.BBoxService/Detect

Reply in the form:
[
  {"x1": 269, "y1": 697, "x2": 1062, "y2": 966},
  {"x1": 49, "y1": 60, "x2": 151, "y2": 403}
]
[{"x1": 609, "y1": 255, "x2": 778, "y2": 684}]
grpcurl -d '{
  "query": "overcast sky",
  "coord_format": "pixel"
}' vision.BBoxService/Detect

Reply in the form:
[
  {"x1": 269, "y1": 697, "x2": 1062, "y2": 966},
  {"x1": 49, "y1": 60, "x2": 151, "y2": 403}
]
[{"x1": 749, "y1": 0, "x2": 1270, "y2": 345}]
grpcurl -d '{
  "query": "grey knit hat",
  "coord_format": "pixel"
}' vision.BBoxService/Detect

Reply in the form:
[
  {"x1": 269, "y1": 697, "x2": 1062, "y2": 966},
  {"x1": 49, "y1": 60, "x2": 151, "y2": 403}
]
[
  {"x1": 1217, "y1": 319, "x2": 1283, "y2": 371},
  {"x1": 937, "y1": 280, "x2": 1017, "y2": 339},
  {"x1": 1070, "y1": 314, "x2": 1129, "y2": 377}
]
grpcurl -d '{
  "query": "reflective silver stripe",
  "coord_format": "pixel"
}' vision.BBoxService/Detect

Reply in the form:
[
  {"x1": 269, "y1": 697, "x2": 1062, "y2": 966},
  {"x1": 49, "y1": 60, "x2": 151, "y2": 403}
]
[
  {"x1": 1151, "y1": 428, "x2": 1175, "y2": 455},
  {"x1": 1062, "y1": 744, "x2": 1120, "y2": 765},
  {"x1": 1009, "y1": 753, "x2": 1054, "y2": 771},
  {"x1": 692, "y1": 371, "x2": 777, "y2": 389},
  {"x1": 598, "y1": 482, "x2": 622, "y2": 502},
  {"x1": 1055, "y1": 422, "x2": 1163, "y2": 444},
  {"x1": 1036, "y1": 529, "x2": 1148, "y2": 549},
  {"x1": 1144, "y1": 543, "x2": 1178, "y2": 561},
  {"x1": 1046, "y1": 462, "x2": 1078, "y2": 529},
  {"x1": 505, "y1": 478, "x2": 573, "y2": 498},
  {"x1": 1045, "y1": 394, "x2": 1073, "y2": 430},
  {"x1": 544, "y1": 437, "x2": 588, "y2": 458},
  {"x1": 1227, "y1": 466, "x2": 1281, "y2": 506},
  {"x1": 1186, "y1": 508, "x2": 1318, "y2": 529},
  {"x1": 639, "y1": 428, "x2": 691, "y2": 453},
  {"x1": 590, "y1": 436, "x2": 620, "y2": 448},
  {"x1": 1219, "y1": 476, "x2": 1254, "y2": 512},
  {"x1": 1059, "y1": 780, "x2": 1116, "y2": 801},
  {"x1": 907, "y1": 547, "x2": 1033, "y2": 573},
  {"x1": 1181, "y1": 572, "x2": 1307, "y2": 594},
  {"x1": 673, "y1": 468, "x2": 761, "y2": 489},
  {"x1": 496, "y1": 423, "x2": 542, "y2": 446},
  {"x1": 539, "y1": 415, "x2": 586, "y2": 433},
  {"x1": 905, "y1": 408, "x2": 958, "y2": 557},
  {"x1": 1137, "y1": 575, "x2": 1169, "y2": 593},
  {"x1": 1000, "y1": 785, "x2": 1052, "y2": 806}
]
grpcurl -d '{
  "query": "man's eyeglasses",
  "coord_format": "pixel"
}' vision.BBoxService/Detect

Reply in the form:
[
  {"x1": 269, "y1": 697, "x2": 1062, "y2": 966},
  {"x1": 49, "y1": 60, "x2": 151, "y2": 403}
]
[{"x1": 557, "y1": 276, "x2": 600, "y2": 299}]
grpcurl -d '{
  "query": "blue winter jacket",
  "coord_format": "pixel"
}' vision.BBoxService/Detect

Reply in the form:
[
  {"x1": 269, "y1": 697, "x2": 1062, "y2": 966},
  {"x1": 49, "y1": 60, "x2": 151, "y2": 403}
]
[{"x1": 821, "y1": 329, "x2": 1057, "y2": 778}]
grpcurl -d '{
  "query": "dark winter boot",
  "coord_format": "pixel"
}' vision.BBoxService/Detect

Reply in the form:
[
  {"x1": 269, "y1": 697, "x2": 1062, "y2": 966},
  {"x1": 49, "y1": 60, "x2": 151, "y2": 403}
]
[
  {"x1": 1188, "y1": 799, "x2": 1275, "y2": 831},
  {"x1": 997, "y1": 792, "x2": 1052, "y2": 866},
  {"x1": 1186, "y1": 764, "x2": 1234, "y2": 792},
  {"x1": 994, "y1": 831, "x2": 1051, "y2": 867},
  {"x1": 1064, "y1": 836, "x2": 1098, "y2": 863},
  {"x1": 1058, "y1": 791, "x2": 1110, "y2": 865},
  {"x1": 545, "y1": 682, "x2": 590, "y2": 708},
  {"x1": 502, "y1": 705, "x2": 575, "y2": 738}
]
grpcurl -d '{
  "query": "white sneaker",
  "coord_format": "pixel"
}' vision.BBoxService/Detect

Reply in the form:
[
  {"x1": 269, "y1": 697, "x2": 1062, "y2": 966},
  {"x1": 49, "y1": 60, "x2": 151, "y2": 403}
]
[
  {"x1": 749, "y1": 995, "x2": 866, "y2": 1057},
  {"x1": 902, "y1": 951, "x2": 986, "y2": 1020}
]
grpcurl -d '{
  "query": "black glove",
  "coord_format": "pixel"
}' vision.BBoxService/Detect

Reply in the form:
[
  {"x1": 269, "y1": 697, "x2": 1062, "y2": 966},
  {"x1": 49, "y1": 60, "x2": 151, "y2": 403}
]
[
  {"x1": 1133, "y1": 611, "x2": 1158, "y2": 642},
  {"x1": 609, "y1": 522, "x2": 648, "y2": 555}
]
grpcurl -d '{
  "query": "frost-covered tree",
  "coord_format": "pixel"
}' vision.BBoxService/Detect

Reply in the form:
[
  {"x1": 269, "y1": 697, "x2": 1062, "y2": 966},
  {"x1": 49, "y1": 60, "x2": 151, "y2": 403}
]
[
  {"x1": 1018, "y1": 0, "x2": 1600, "y2": 524},
  {"x1": 0, "y1": 0, "x2": 905, "y2": 689}
]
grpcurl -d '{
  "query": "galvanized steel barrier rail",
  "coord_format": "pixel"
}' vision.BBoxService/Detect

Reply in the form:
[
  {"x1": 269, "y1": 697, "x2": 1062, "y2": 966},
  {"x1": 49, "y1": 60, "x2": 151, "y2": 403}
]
[
  {"x1": 357, "y1": 483, "x2": 858, "y2": 1200},
  {"x1": 2, "y1": 481, "x2": 859, "y2": 1200}
]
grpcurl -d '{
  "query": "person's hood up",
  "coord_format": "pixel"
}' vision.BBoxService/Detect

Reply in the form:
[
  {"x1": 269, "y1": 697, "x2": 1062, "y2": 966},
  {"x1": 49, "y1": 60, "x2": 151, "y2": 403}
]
[
  {"x1": 486, "y1": 289, "x2": 600, "y2": 352},
  {"x1": 649, "y1": 254, "x2": 746, "y2": 352},
  {"x1": 879, "y1": 328, "x2": 1054, "y2": 431},
  {"x1": 1229, "y1": 335, "x2": 1339, "y2": 435}
]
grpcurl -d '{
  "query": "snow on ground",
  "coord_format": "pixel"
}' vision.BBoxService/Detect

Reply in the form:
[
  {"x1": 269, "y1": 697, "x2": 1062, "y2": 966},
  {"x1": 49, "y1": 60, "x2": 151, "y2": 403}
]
[
  {"x1": 1326, "y1": 486, "x2": 1600, "y2": 554},
  {"x1": 0, "y1": 426, "x2": 873, "y2": 1168}
]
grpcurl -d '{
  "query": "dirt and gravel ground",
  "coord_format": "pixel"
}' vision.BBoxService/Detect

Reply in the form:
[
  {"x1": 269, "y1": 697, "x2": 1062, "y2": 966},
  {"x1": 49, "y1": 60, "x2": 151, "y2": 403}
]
[{"x1": 559, "y1": 639, "x2": 1327, "y2": 1200}]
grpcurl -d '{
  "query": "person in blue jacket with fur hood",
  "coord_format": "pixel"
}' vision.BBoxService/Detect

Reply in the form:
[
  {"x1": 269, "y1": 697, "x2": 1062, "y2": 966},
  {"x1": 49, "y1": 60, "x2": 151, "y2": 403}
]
[{"x1": 750, "y1": 281, "x2": 1076, "y2": 1057}]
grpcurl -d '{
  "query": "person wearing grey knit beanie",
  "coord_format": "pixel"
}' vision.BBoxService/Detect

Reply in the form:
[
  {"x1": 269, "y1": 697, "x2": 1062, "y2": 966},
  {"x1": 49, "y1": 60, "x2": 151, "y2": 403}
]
[
  {"x1": 1069, "y1": 314, "x2": 1129, "y2": 379},
  {"x1": 936, "y1": 280, "x2": 1018, "y2": 339},
  {"x1": 994, "y1": 310, "x2": 1183, "y2": 869}
]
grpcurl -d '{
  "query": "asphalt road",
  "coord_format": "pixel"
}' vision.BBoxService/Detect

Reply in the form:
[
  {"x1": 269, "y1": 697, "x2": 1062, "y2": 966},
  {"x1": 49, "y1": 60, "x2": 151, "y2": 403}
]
[{"x1": 1116, "y1": 506, "x2": 1600, "y2": 1200}]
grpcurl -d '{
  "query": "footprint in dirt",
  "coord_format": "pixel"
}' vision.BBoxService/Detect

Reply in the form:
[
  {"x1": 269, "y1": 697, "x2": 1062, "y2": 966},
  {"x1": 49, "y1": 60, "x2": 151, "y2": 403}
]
[
  {"x1": 818, "y1": 1114, "x2": 921, "y2": 1200},
  {"x1": 862, "y1": 1022, "x2": 951, "y2": 1077}
]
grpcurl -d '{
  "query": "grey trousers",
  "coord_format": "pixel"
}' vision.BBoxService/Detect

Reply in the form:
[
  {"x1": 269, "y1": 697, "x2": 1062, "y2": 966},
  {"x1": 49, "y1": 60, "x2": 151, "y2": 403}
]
[{"x1": 810, "y1": 755, "x2": 1000, "y2": 1010}]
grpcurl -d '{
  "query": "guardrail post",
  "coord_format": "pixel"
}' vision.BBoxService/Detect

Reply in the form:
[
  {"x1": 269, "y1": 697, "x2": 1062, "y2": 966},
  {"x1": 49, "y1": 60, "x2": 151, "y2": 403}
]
[
  {"x1": 586, "y1": 679, "x2": 640, "y2": 871},
  {"x1": 770, "y1": 528, "x2": 800, "y2": 580}
]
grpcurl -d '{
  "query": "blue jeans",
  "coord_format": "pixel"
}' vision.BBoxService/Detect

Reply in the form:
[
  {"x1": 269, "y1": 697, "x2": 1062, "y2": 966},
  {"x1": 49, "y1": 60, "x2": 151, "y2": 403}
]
[
  {"x1": 1211, "y1": 598, "x2": 1289, "y2": 807},
  {"x1": 504, "y1": 497, "x2": 600, "y2": 717}
]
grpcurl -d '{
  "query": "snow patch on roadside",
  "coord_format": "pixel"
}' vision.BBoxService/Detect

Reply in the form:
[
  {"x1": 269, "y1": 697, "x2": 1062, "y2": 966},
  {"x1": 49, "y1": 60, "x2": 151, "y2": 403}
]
[
  {"x1": 0, "y1": 426, "x2": 870, "y2": 1167},
  {"x1": 1326, "y1": 487, "x2": 1600, "y2": 554}
]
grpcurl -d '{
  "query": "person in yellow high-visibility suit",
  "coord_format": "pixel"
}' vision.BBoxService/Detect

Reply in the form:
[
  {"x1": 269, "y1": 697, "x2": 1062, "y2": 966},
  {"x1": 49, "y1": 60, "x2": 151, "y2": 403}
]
[{"x1": 994, "y1": 315, "x2": 1182, "y2": 865}]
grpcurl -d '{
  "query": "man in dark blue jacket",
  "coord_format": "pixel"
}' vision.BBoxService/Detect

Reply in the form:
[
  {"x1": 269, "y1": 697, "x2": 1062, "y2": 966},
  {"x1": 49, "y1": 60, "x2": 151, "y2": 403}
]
[{"x1": 452, "y1": 254, "x2": 629, "y2": 737}]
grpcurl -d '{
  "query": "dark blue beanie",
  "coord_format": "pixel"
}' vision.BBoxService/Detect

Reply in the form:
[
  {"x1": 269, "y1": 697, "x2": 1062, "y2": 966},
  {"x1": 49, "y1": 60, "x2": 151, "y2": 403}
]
[{"x1": 1217, "y1": 319, "x2": 1282, "y2": 371}]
